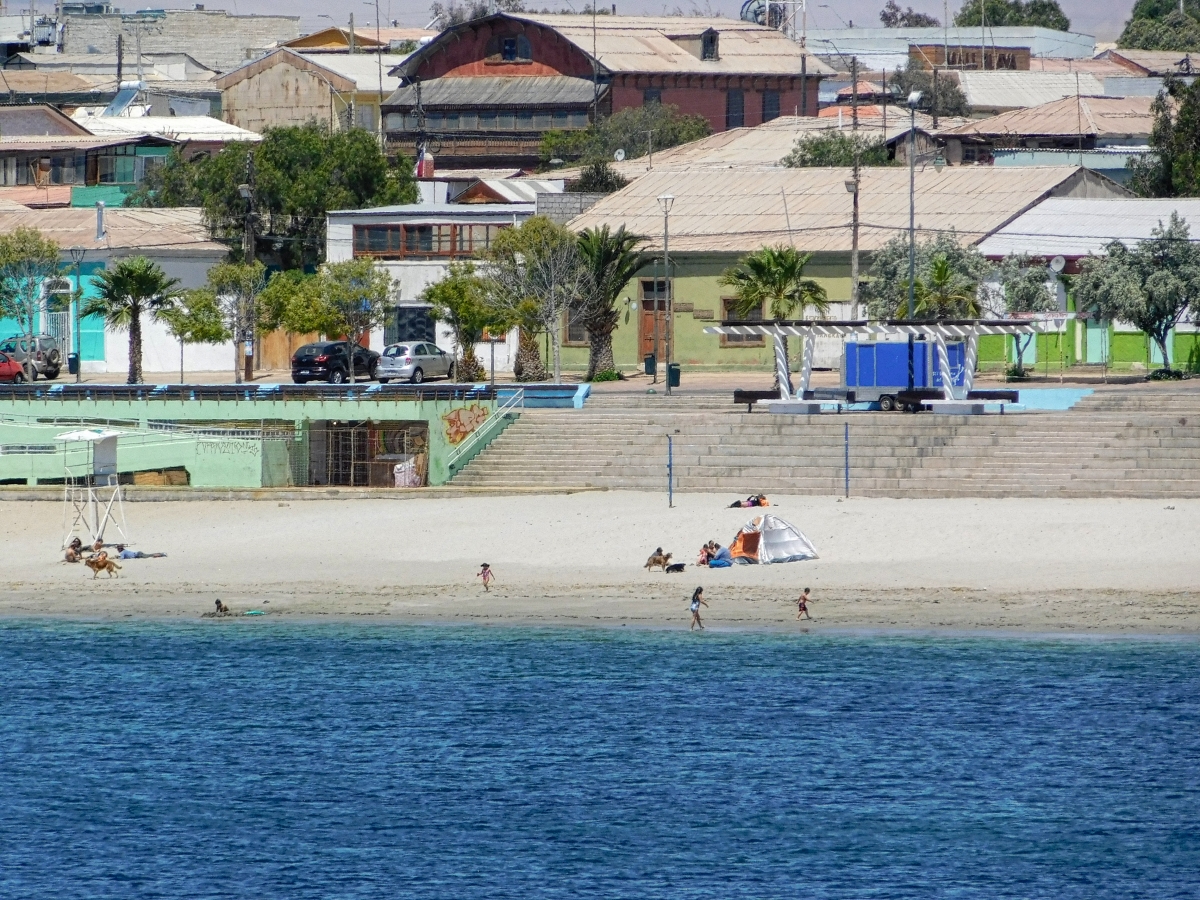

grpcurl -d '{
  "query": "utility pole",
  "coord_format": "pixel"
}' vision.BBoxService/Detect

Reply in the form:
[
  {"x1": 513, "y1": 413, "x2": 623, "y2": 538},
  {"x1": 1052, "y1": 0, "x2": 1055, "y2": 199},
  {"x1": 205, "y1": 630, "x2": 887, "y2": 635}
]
[
  {"x1": 349, "y1": 12, "x2": 356, "y2": 53},
  {"x1": 906, "y1": 92, "x2": 920, "y2": 392},
  {"x1": 115, "y1": 34, "x2": 122, "y2": 86},
  {"x1": 658, "y1": 194, "x2": 674, "y2": 396},
  {"x1": 849, "y1": 56, "x2": 860, "y2": 320},
  {"x1": 374, "y1": 0, "x2": 384, "y2": 144},
  {"x1": 239, "y1": 151, "x2": 255, "y2": 384}
]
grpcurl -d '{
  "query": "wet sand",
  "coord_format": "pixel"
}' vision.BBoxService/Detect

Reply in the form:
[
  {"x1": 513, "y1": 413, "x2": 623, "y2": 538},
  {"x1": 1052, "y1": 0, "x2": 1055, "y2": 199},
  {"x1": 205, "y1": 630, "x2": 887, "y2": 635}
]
[{"x1": 3, "y1": 492, "x2": 1198, "y2": 634}]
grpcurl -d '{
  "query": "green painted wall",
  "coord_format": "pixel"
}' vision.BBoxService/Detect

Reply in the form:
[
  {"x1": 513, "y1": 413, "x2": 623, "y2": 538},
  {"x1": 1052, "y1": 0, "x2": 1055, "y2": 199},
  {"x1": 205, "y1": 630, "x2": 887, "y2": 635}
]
[
  {"x1": 71, "y1": 185, "x2": 135, "y2": 208},
  {"x1": 0, "y1": 394, "x2": 499, "y2": 487}
]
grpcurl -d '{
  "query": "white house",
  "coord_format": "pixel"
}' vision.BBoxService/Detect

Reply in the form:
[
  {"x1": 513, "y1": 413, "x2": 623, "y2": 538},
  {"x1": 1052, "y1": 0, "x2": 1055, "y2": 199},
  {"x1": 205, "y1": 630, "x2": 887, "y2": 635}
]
[{"x1": 326, "y1": 177, "x2": 561, "y2": 372}]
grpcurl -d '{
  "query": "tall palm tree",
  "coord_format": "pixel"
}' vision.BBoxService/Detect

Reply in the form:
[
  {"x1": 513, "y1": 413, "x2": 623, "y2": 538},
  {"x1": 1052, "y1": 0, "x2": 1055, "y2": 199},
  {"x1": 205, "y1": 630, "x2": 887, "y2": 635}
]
[
  {"x1": 577, "y1": 225, "x2": 648, "y2": 380},
  {"x1": 82, "y1": 256, "x2": 181, "y2": 384},
  {"x1": 719, "y1": 246, "x2": 829, "y2": 321}
]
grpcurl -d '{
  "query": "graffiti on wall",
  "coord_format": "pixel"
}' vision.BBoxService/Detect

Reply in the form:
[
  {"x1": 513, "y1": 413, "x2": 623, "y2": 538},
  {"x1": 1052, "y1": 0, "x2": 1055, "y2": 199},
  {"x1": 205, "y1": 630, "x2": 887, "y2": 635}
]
[{"x1": 442, "y1": 403, "x2": 490, "y2": 445}]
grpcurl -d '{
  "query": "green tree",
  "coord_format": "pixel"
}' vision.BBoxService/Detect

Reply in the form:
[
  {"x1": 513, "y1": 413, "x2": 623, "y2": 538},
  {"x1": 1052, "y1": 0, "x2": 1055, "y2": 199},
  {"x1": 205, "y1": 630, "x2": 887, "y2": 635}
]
[
  {"x1": 81, "y1": 257, "x2": 182, "y2": 384},
  {"x1": 989, "y1": 254, "x2": 1060, "y2": 374},
  {"x1": 484, "y1": 216, "x2": 589, "y2": 383},
  {"x1": 1120, "y1": 11, "x2": 1200, "y2": 50},
  {"x1": 568, "y1": 161, "x2": 629, "y2": 194},
  {"x1": 862, "y1": 232, "x2": 992, "y2": 320},
  {"x1": 429, "y1": 0, "x2": 523, "y2": 26},
  {"x1": 541, "y1": 104, "x2": 712, "y2": 167},
  {"x1": 272, "y1": 259, "x2": 395, "y2": 383},
  {"x1": 159, "y1": 289, "x2": 230, "y2": 384},
  {"x1": 880, "y1": 0, "x2": 940, "y2": 26},
  {"x1": 782, "y1": 131, "x2": 893, "y2": 167},
  {"x1": 0, "y1": 228, "x2": 62, "y2": 381},
  {"x1": 577, "y1": 225, "x2": 648, "y2": 380},
  {"x1": 905, "y1": 254, "x2": 982, "y2": 319},
  {"x1": 889, "y1": 59, "x2": 972, "y2": 117},
  {"x1": 130, "y1": 124, "x2": 418, "y2": 270},
  {"x1": 1075, "y1": 213, "x2": 1200, "y2": 372},
  {"x1": 422, "y1": 261, "x2": 501, "y2": 381},
  {"x1": 1129, "y1": 74, "x2": 1200, "y2": 197},
  {"x1": 193, "y1": 262, "x2": 268, "y2": 383},
  {"x1": 954, "y1": 0, "x2": 1070, "y2": 29}
]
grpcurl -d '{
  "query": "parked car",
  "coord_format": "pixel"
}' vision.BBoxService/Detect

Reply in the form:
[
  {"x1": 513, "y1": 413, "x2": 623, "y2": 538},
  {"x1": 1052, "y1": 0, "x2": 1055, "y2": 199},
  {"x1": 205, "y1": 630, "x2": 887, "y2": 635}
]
[
  {"x1": 377, "y1": 342, "x2": 454, "y2": 384},
  {"x1": 290, "y1": 341, "x2": 380, "y2": 384},
  {"x1": 0, "y1": 334, "x2": 61, "y2": 380},
  {"x1": 0, "y1": 350, "x2": 26, "y2": 383}
]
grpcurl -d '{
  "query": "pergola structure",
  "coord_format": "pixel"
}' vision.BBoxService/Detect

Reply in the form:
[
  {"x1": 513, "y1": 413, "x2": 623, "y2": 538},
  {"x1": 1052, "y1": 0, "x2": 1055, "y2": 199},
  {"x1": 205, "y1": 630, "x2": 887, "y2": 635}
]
[{"x1": 704, "y1": 320, "x2": 1043, "y2": 401}]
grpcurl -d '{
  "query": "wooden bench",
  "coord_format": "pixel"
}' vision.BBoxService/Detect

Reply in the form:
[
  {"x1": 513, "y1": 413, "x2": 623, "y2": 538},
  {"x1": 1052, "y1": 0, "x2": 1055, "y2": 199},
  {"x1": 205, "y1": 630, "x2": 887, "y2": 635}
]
[{"x1": 733, "y1": 389, "x2": 780, "y2": 412}]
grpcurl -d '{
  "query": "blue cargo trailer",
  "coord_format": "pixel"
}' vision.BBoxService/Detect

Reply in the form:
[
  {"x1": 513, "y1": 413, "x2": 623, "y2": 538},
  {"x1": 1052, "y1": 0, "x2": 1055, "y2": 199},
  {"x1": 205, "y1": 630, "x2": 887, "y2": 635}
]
[{"x1": 842, "y1": 340, "x2": 966, "y2": 410}]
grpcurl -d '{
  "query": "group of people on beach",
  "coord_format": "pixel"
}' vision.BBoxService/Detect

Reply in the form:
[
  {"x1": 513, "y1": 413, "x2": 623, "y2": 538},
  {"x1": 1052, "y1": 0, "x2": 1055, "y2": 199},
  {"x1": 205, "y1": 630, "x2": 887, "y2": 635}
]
[
  {"x1": 64, "y1": 537, "x2": 166, "y2": 565},
  {"x1": 696, "y1": 541, "x2": 733, "y2": 568}
]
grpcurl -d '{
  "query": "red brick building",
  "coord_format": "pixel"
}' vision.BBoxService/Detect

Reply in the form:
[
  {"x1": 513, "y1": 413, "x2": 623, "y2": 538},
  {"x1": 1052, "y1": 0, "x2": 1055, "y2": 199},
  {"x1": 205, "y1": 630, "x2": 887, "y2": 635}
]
[{"x1": 383, "y1": 13, "x2": 831, "y2": 170}]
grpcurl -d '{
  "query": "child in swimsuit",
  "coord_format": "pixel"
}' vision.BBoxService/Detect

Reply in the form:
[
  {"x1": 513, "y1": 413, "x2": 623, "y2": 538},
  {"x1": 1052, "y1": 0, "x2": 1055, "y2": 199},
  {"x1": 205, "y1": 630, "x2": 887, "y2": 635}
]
[
  {"x1": 478, "y1": 563, "x2": 495, "y2": 592},
  {"x1": 689, "y1": 586, "x2": 708, "y2": 631}
]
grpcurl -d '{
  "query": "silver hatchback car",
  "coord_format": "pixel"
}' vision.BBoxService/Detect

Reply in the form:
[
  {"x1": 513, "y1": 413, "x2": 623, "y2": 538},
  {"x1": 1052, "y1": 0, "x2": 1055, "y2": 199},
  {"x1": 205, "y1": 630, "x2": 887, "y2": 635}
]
[{"x1": 377, "y1": 342, "x2": 454, "y2": 383}]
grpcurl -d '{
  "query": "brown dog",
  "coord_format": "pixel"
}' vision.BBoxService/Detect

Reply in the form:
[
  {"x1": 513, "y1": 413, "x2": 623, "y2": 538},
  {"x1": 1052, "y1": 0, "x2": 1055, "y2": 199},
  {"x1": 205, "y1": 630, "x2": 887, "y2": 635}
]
[
  {"x1": 644, "y1": 548, "x2": 672, "y2": 572},
  {"x1": 85, "y1": 553, "x2": 121, "y2": 579}
]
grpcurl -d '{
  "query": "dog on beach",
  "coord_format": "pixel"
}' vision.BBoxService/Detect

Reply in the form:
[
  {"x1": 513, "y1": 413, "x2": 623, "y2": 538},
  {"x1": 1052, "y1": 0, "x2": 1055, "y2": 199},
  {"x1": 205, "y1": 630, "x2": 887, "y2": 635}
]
[
  {"x1": 665, "y1": 562, "x2": 686, "y2": 574},
  {"x1": 645, "y1": 548, "x2": 672, "y2": 572},
  {"x1": 84, "y1": 553, "x2": 121, "y2": 579}
]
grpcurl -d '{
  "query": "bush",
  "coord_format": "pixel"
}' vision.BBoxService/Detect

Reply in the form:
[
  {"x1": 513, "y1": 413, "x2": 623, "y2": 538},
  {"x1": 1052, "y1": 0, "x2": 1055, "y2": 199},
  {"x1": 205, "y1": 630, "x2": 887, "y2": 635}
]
[
  {"x1": 1005, "y1": 364, "x2": 1031, "y2": 380},
  {"x1": 590, "y1": 369, "x2": 621, "y2": 382},
  {"x1": 1147, "y1": 367, "x2": 1188, "y2": 380}
]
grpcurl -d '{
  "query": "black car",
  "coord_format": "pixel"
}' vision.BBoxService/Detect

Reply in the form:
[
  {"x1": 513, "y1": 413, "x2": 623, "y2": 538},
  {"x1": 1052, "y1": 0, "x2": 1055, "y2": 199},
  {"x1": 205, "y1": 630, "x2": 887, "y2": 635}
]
[{"x1": 291, "y1": 341, "x2": 381, "y2": 384}]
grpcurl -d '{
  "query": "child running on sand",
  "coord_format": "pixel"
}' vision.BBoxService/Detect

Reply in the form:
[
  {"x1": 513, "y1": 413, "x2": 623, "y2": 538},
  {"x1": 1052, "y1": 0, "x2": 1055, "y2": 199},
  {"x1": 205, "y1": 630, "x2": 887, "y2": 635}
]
[
  {"x1": 689, "y1": 587, "x2": 708, "y2": 631},
  {"x1": 478, "y1": 563, "x2": 496, "y2": 592},
  {"x1": 797, "y1": 587, "x2": 813, "y2": 621}
]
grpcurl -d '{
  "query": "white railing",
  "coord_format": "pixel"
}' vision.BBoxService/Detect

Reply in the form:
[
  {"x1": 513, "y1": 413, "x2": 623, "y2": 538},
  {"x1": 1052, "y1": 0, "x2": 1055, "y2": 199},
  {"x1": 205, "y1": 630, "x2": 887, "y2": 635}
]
[{"x1": 446, "y1": 388, "x2": 524, "y2": 475}]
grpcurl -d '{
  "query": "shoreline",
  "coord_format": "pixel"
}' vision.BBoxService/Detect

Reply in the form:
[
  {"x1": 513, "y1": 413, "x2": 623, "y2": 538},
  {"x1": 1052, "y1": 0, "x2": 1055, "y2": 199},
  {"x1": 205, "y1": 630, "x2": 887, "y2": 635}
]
[{"x1": 4, "y1": 492, "x2": 1199, "y2": 636}]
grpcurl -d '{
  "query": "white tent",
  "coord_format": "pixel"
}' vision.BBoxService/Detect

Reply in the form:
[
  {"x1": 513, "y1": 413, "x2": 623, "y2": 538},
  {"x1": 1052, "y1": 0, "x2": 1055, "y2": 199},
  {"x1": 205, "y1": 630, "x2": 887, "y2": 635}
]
[{"x1": 729, "y1": 514, "x2": 819, "y2": 564}]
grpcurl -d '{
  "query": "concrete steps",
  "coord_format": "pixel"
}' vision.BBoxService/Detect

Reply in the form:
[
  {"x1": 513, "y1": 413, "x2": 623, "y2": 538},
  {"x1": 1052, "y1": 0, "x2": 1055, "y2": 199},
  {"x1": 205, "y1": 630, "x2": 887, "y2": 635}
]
[{"x1": 453, "y1": 390, "x2": 1200, "y2": 497}]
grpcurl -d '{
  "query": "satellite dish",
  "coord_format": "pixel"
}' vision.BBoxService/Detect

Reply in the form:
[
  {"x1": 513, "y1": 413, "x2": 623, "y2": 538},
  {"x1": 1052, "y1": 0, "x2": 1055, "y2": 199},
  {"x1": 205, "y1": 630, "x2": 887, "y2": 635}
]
[
  {"x1": 614, "y1": 148, "x2": 626, "y2": 162},
  {"x1": 1050, "y1": 255, "x2": 1066, "y2": 273}
]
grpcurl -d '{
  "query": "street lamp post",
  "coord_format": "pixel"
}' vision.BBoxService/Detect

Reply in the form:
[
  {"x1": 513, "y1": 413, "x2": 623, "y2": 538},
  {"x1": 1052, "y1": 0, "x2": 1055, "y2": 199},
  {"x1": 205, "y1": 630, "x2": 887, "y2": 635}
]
[
  {"x1": 68, "y1": 246, "x2": 86, "y2": 384},
  {"x1": 906, "y1": 90, "x2": 922, "y2": 392},
  {"x1": 238, "y1": 152, "x2": 255, "y2": 385},
  {"x1": 657, "y1": 194, "x2": 674, "y2": 395}
]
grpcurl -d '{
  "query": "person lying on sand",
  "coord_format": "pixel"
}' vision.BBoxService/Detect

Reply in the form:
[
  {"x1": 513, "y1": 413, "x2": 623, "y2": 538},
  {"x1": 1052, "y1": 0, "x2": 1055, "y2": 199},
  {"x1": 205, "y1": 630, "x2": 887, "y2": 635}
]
[{"x1": 114, "y1": 544, "x2": 167, "y2": 559}]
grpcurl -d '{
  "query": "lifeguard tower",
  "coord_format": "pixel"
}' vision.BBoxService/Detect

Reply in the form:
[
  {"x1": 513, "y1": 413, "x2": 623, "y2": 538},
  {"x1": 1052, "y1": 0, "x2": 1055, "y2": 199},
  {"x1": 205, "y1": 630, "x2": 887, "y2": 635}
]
[{"x1": 59, "y1": 427, "x2": 129, "y2": 548}]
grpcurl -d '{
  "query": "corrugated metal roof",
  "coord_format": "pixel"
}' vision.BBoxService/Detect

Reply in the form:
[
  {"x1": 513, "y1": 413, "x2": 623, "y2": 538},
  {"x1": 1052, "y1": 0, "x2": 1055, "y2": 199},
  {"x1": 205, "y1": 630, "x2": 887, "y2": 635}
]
[
  {"x1": 511, "y1": 14, "x2": 834, "y2": 77},
  {"x1": 1099, "y1": 49, "x2": 1198, "y2": 76},
  {"x1": 472, "y1": 179, "x2": 562, "y2": 203},
  {"x1": 0, "y1": 70, "x2": 99, "y2": 94},
  {"x1": 978, "y1": 198, "x2": 1200, "y2": 257},
  {"x1": 956, "y1": 71, "x2": 1106, "y2": 110},
  {"x1": 0, "y1": 135, "x2": 167, "y2": 152},
  {"x1": 328, "y1": 202, "x2": 535, "y2": 220},
  {"x1": 945, "y1": 95, "x2": 1154, "y2": 140},
  {"x1": 385, "y1": 75, "x2": 597, "y2": 108},
  {"x1": 294, "y1": 53, "x2": 409, "y2": 93},
  {"x1": 566, "y1": 166, "x2": 1116, "y2": 254},
  {"x1": 0, "y1": 207, "x2": 226, "y2": 254},
  {"x1": 554, "y1": 113, "x2": 962, "y2": 181},
  {"x1": 78, "y1": 115, "x2": 262, "y2": 143}
]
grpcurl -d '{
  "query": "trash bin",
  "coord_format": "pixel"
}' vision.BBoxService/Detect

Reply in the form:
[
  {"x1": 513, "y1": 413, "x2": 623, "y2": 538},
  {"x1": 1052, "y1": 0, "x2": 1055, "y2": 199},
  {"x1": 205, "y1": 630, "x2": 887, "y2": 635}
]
[
  {"x1": 67, "y1": 352, "x2": 79, "y2": 375},
  {"x1": 667, "y1": 363, "x2": 681, "y2": 387},
  {"x1": 644, "y1": 353, "x2": 656, "y2": 376}
]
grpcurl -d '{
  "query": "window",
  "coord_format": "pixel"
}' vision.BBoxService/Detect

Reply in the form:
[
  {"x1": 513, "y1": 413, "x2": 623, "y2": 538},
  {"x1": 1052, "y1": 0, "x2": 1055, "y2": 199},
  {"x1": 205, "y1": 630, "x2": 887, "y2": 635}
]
[
  {"x1": 762, "y1": 89, "x2": 780, "y2": 122},
  {"x1": 353, "y1": 223, "x2": 507, "y2": 259},
  {"x1": 721, "y1": 299, "x2": 764, "y2": 346},
  {"x1": 502, "y1": 37, "x2": 518, "y2": 60},
  {"x1": 726, "y1": 90, "x2": 744, "y2": 129},
  {"x1": 564, "y1": 315, "x2": 588, "y2": 346},
  {"x1": 494, "y1": 33, "x2": 532, "y2": 62},
  {"x1": 643, "y1": 88, "x2": 662, "y2": 106},
  {"x1": 355, "y1": 103, "x2": 376, "y2": 130},
  {"x1": 478, "y1": 110, "x2": 498, "y2": 130},
  {"x1": 640, "y1": 278, "x2": 669, "y2": 311},
  {"x1": 702, "y1": 30, "x2": 719, "y2": 60}
]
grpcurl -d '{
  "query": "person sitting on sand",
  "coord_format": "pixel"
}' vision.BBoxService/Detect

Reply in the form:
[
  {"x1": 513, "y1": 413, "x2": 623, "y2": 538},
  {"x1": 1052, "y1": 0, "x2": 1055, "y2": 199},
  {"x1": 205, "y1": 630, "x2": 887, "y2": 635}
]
[
  {"x1": 215, "y1": 599, "x2": 230, "y2": 616},
  {"x1": 697, "y1": 543, "x2": 712, "y2": 566},
  {"x1": 114, "y1": 544, "x2": 167, "y2": 559},
  {"x1": 708, "y1": 543, "x2": 733, "y2": 568},
  {"x1": 64, "y1": 537, "x2": 84, "y2": 563},
  {"x1": 797, "y1": 587, "x2": 813, "y2": 621},
  {"x1": 688, "y1": 587, "x2": 708, "y2": 631},
  {"x1": 478, "y1": 563, "x2": 495, "y2": 592}
]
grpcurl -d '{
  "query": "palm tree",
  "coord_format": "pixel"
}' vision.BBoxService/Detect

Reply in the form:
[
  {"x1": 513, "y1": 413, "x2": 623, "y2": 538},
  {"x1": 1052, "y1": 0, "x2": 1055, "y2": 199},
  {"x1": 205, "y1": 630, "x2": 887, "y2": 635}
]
[
  {"x1": 577, "y1": 225, "x2": 648, "y2": 381},
  {"x1": 82, "y1": 257, "x2": 181, "y2": 384},
  {"x1": 898, "y1": 254, "x2": 981, "y2": 320},
  {"x1": 719, "y1": 246, "x2": 829, "y2": 321}
]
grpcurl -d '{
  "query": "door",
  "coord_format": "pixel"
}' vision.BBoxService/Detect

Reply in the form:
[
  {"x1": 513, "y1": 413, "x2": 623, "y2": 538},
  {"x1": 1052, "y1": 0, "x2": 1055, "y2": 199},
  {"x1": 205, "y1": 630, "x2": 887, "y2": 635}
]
[{"x1": 1085, "y1": 320, "x2": 1106, "y2": 364}]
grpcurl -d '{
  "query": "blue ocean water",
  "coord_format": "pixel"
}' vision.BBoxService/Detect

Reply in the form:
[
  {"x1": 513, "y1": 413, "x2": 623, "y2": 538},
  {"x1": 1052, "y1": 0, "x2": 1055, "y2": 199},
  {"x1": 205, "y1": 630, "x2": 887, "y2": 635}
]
[{"x1": 1, "y1": 623, "x2": 1198, "y2": 899}]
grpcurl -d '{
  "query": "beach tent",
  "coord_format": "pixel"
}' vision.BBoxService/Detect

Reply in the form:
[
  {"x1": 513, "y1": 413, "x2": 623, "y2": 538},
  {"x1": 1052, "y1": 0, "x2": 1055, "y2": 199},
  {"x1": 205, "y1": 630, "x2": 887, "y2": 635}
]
[{"x1": 729, "y1": 514, "x2": 819, "y2": 564}]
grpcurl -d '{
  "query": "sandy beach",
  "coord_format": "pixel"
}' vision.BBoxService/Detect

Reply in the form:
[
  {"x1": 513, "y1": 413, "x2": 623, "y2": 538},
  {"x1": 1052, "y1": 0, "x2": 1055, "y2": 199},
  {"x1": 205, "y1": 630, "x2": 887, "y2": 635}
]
[{"x1": 2, "y1": 491, "x2": 1198, "y2": 634}]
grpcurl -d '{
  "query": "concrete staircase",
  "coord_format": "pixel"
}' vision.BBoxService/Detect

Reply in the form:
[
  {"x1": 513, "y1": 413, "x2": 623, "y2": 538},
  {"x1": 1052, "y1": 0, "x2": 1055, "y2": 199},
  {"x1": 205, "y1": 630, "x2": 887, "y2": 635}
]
[{"x1": 453, "y1": 387, "x2": 1200, "y2": 498}]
